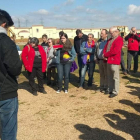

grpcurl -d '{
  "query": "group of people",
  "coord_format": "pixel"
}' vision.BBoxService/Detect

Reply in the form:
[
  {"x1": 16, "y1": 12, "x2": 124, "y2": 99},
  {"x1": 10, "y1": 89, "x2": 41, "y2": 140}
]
[
  {"x1": 21, "y1": 26, "x2": 140, "y2": 99},
  {"x1": 0, "y1": 9, "x2": 140, "y2": 140}
]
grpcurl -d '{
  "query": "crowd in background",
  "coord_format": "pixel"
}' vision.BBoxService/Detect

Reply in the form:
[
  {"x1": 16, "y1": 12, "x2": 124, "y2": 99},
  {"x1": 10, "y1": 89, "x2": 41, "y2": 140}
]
[{"x1": 21, "y1": 27, "x2": 140, "y2": 98}]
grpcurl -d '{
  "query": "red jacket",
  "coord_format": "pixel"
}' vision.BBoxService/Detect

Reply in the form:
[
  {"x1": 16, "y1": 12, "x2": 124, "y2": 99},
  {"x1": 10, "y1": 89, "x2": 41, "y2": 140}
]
[
  {"x1": 125, "y1": 33, "x2": 140, "y2": 51},
  {"x1": 103, "y1": 36, "x2": 123, "y2": 65},
  {"x1": 21, "y1": 45, "x2": 47, "y2": 72}
]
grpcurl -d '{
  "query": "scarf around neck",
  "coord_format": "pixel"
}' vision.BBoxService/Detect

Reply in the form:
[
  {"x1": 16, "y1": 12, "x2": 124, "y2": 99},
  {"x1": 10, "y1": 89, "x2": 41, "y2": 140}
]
[{"x1": 0, "y1": 26, "x2": 7, "y2": 35}]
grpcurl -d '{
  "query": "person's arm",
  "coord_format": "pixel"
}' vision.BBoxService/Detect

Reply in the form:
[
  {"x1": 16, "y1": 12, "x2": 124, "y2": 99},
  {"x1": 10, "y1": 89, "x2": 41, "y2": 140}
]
[
  {"x1": 80, "y1": 42, "x2": 87, "y2": 55},
  {"x1": 21, "y1": 46, "x2": 30, "y2": 71},
  {"x1": 125, "y1": 33, "x2": 131, "y2": 41},
  {"x1": 134, "y1": 34, "x2": 140, "y2": 41},
  {"x1": 2, "y1": 37, "x2": 22, "y2": 76},
  {"x1": 104, "y1": 38, "x2": 123, "y2": 58},
  {"x1": 74, "y1": 37, "x2": 78, "y2": 54},
  {"x1": 69, "y1": 47, "x2": 76, "y2": 61}
]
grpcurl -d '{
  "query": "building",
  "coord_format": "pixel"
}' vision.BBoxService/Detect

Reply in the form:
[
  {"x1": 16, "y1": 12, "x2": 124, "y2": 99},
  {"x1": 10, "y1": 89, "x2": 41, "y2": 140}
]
[{"x1": 10, "y1": 25, "x2": 133, "y2": 39}]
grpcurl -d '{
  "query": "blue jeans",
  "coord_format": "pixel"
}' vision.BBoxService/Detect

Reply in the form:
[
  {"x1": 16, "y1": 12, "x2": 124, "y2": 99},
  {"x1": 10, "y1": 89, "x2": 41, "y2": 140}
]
[
  {"x1": 0, "y1": 97, "x2": 18, "y2": 140},
  {"x1": 80, "y1": 62, "x2": 95, "y2": 87},
  {"x1": 57, "y1": 63, "x2": 72, "y2": 90},
  {"x1": 77, "y1": 54, "x2": 82, "y2": 79}
]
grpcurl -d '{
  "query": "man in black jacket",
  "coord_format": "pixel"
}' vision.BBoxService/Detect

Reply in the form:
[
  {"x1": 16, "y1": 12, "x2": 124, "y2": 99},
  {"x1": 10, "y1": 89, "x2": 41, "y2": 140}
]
[
  {"x1": 0, "y1": 9, "x2": 22, "y2": 140},
  {"x1": 74, "y1": 29, "x2": 88, "y2": 82}
]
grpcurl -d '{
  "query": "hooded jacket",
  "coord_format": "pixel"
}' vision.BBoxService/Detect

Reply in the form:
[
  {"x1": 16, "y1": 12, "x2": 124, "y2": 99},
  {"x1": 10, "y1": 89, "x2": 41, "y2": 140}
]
[{"x1": 0, "y1": 27, "x2": 22, "y2": 101}]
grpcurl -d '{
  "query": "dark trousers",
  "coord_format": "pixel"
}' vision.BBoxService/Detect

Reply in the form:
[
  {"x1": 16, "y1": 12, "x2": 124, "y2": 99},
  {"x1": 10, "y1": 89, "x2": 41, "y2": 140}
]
[
  {"x1": 127, "y1": 50, "x2": 138, "y2": 72},
  {"x1": 0, "y1": 97, "x2": 18, "y2": 140},
  {"x1": 47, "y1": 67, "x2": 56, "y2": 84},
  {"x1": 80, "y1": 62, "x2": 95, "y2": 87},
  {"x1": 121, "y1": 54, "x2": 126, "y2": 72},
  {"x1": 77, "y1": 54, "x2": 82, "y2": 79},
  {"x1": 57, "y1": 63, "x2": 72, "y2": 91},
  {"x1": 28, "y1": 67, "x2": 44, "y2": 92}
]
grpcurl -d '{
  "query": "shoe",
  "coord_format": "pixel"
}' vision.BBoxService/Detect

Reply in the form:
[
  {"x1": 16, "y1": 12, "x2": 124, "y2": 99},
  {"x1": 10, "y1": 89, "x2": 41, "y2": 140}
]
[
  {"x1": 104, "y1": 90, "x2": 109, "y2": 94},
  {"x1": 64, "y1": 90, "x2": 68, "y2": 94},
  {"x1": 47, "y1": 82, "x2": 51, "y2": 85},
  {"x1": 109, "y1": 93, "x2": 117, "y2": 98},
  {"x1": 39, "y1": 89, "x2": 47, "y2": 94},
  {"x1": 123, "y1": 72, "x2": 127, "y2": 75},
  {"x1": 100, "y1": 89, "x2": 105, "y2": 93},
  {"x1": 56, "y1": 90, "x2": 61, "y2": 94},
  {"x1": 127, "y1": 70, "x2": 131, "y2": 75},
  {"x1": 32, "y1": 91, "x2": 38, "y2": 96},
  {"x1": 52, "y1": 82, "x2": 56, "y2": 86},
  {"x1": 133, "y1": 70, "x2": 137, "y2": 73}
]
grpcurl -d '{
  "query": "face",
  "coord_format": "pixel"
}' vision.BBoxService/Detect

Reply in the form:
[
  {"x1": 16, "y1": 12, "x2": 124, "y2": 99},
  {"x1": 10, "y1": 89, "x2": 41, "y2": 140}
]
[
  {"x1": 88, "y1": 35, "x2": 93, "y2": 43},
  {"x1": 48, "y1": 39, "x2": 52, "y2": 46},
  {"x1": 109, "y1": 29, "x2": 117, "y2": 38},
  {"x1": 77, "y1": 33, "x2": 83, "y2": 38},
  {"x1": 31, "y1": 43, "x2": 36, "y2": 47},
  {"x1": 61, "y1": 36, "x2": 67, "y2": 43},
  {"x1": 131, "y1": 27, "x2": 136, "y2": 34},
  {"x1": 101, "y1": 30, "x2": 107, "y2": 40},
  {"x1": 42, "y1": 37, "x2": 47, "y2": 43}
]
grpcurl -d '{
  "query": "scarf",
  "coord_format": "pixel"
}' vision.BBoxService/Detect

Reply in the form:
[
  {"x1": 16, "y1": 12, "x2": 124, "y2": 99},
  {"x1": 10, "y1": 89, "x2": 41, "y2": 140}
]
[
  {"x1": 0, "y1": 26, "x2": 7, "y2": 35},
  {"x1": 83, "y1": 40, "x2": 95, "y2": 64}
]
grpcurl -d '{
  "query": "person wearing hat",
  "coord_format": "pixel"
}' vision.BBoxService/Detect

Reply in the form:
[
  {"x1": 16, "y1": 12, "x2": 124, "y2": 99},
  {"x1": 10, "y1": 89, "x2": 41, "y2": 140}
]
[
  {"x1": 22, "y1": 37, "x2": 47, "y2": 96},
  {"x1": 0, "y1": 9, "x2": 22, "y2": 140}
]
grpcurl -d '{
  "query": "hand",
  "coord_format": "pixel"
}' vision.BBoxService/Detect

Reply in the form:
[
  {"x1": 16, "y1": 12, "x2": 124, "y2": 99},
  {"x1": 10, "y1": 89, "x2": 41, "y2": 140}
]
[{"x1": 95, "y1": 60, "x2": 99, "y2": 64}]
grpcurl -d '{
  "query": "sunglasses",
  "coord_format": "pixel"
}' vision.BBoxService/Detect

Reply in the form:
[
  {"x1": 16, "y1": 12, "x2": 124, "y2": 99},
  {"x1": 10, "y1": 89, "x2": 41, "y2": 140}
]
[{"x1": 48, "y1": 42, "x2": 52, "y2": 43}]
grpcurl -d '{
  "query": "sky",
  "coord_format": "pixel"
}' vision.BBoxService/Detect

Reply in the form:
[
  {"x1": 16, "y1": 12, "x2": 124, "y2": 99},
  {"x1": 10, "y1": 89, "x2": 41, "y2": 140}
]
[{"x1": 1, "y1": 0, "x2": 140, "y2": 29}]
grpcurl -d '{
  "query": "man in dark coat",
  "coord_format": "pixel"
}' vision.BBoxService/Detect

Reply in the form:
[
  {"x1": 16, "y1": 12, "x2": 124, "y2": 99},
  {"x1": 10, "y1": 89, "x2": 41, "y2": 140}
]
[{"x1": 0, "y1": 9, "x2": 22, "y2": 140}]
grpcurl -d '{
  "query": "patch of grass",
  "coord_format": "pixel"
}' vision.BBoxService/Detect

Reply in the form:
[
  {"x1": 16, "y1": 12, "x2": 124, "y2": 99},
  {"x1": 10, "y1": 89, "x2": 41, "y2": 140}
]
[
  {"x1": 69, "y1": 95, "x2": 76, "y2": 97},
  {"x1": 19, "y1": 101, "x2": 27, "y2": 105},
  {"x1": 80, "y1": 96, "x2": 88, "y2": 100}
]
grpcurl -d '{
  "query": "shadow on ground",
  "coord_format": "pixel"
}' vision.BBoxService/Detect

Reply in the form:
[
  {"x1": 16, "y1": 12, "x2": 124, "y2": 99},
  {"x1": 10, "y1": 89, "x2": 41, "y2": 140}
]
[
  {"x1": 74, "y1": 124, "x2": 125, "y2": 140},
  {"x1": 104, "y1": 109, "x2": 140, "y2": 140}
]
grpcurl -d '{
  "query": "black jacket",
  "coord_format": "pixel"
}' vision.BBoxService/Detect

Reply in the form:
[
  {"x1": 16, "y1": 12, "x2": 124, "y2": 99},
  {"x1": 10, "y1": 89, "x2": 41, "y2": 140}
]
[
  {"x1": 74, "y1": 34, "x2": 88, "y2": 54},
  {"x1": 0, "y1": 33, "x2": 22, "y2": 101}
]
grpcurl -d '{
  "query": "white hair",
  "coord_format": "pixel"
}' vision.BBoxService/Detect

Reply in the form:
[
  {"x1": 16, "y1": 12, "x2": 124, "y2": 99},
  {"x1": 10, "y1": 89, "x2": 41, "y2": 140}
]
[{"x1": 110, "y1": 27, "x2": 118, "y2": 32}]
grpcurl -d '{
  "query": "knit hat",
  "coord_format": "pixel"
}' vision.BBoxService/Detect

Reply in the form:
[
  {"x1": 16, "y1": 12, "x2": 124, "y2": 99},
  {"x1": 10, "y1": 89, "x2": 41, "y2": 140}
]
[{"x1": 0, "y1": 9, "x2": 14, "y2": 26}]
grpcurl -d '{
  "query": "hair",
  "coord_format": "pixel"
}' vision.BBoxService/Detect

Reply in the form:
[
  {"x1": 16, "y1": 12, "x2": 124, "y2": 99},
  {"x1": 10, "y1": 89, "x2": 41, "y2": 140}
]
[
  {"x1": 60, "y1": 33, "x2": 68, "y2": 39},
  {"x1": 48, "y1": 38, "x2": 55, "y2": 45},
  {"x1": 88, "y1": 33, "x2": 94, "y2": 38},
  {"x1": 0, "y1": 15, "x2": 8, "y2": 28},
  {"x1": 60, "y1": 33, "x2": 72, "y2": 51},
  {"x1": 102, "y1": 29, "x2": 109, "y2": 34},
  {"x1": 131, "y1": 27, "x2": 136, "y2": 30},
  {"x1": 59, "y1": 31, "x2": 64, "y2": 36},
  {"x1": 27, "y1": 37, "x2": 32, "y2": 44},
  {"x1": 42, "y1": 34, "x2": 48, "y2": 39},
  {"x1": 76, "y1": 29, "x2": 82, "y2": 36},
  {"x1": 30, "y1": 37, "x2": 39, "y2": 46},
  {"x1": 110, "y1": 26, "x2": 118, "y2": 32}
]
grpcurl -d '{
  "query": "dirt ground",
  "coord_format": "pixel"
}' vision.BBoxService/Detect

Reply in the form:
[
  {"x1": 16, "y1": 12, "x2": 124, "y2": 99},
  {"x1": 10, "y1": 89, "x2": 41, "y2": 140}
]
[{"x1": 17, "y1": 70, "x2": 140, "y2": 140}]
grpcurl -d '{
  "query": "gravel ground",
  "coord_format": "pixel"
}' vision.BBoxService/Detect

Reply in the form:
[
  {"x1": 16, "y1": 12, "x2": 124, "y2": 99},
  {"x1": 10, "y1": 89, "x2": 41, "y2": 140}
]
[{"x1": 16, "y1": 73, "x2": 140, "y2": 140}]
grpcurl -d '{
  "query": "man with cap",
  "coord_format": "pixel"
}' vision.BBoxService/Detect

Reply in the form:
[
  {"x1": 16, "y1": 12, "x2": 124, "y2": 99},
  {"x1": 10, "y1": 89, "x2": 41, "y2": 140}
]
[{"x1": 0, "y1": 9, "x2": 22, "y2": 140}]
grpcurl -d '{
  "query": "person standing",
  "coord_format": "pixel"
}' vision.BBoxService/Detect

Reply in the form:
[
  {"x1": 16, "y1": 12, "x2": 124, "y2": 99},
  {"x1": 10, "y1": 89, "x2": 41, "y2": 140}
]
[
  {"x1": 45, "y1": 38, "x2": 57, "y2": 86},
  {"x1": 103, "y1": 27, "x2": 123, "y2": 98},
  {"x1": 94, "y1": 29, "x2": 109, "y2": 93},
  {"x1": 125, "y1": 27, "x2": 140, "y2": 74},
  {"x1": 54, "y1": 33, "x2": 76, "y2": 94},
  {"x1": 22, "y1": 37, "x2": 47, "y2": 96},
  {"x1": 79, "y1": 33, "x2": 95, "y2": 88},
  {"x1": 74, "y1": 29, "x2": 88, "y2": 83},
  {"x1": 41, "y1": 34, "x2": 48, "y2": 79},
  {"x1": 0, "y1": 9, "x2": 22, "y2": 140}
]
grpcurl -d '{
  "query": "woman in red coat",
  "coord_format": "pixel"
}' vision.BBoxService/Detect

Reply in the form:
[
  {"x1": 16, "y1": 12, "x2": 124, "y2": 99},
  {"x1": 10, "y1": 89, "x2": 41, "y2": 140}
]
[{"x1": 22, "y1": 37, "x2": 47, "y2": 96}]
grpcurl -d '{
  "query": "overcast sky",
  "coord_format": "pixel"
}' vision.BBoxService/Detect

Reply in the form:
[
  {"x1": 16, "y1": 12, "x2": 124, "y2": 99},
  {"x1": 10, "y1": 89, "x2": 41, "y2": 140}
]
[{"x1": 1, "y1": 0, "x2": 140, "y2": 29}]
